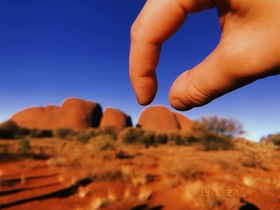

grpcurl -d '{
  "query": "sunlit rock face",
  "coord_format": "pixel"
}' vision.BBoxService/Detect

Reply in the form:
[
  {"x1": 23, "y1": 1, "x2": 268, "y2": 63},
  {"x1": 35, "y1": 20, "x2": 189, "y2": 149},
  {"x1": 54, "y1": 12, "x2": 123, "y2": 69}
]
[
  {"x1": 174, "y1": 113, "x2": 193, "y2": 131},
  {"x1": 100, "y1": 107, "x2": 132, "y2": 130},
  {"x1": 137, "y1": 106, "x2": 193, "y2": 132},
  {"x1": 10, "y1": 98, "x2": 102, "y2": 130}
]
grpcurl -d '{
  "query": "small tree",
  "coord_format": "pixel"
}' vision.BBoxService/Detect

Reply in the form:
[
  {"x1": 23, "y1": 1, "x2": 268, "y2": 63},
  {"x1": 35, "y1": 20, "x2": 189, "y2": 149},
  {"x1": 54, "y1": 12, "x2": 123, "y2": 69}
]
[
  {"x1": 197, "y1": 116, "x2": 245, "y2": 138},
  {"x1": 0, "y1": 121, "x2": 20, "y2": 139}
]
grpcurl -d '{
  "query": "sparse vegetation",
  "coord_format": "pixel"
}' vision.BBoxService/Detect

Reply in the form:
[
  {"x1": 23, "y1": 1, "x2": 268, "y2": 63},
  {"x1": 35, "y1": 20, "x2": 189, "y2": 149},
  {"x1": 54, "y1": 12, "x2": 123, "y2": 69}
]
[
  {"x1": 18, "y1": 138, "x2": 31, "y2": 156},
  {"x1": 119, "y1": 127, "x2": 145, "y2": 144},
  {"x1": 29, "y1": 129, "x2": 53, "y2": 138},
  {"x1": 0, "y1": 115, "x2": 279, "y2": 210},
  {"x1": 262, "y1": 133, "x2": 280, "y2": 146},
  {"x1": 197, "y1": 115, "x2": 245, "y2": 138},
  {"x1": 53, "y1": 128, "x2": 77, "y2": 139},
  {"x1": 199, "y1": 133, "x2": 234, "y2": 151},
  {"x1": 0, "y1": 120, "x2": 29, "y2": 139}
]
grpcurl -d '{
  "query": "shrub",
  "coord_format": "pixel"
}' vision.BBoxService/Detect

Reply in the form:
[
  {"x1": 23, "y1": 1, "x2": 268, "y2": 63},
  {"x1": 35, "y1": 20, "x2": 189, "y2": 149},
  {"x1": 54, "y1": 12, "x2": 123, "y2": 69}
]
[
  {"x1": 87, "y1": 128, "x2": 103, "y2": 137},
  {"x1": 265, "y1": 133, "x2": 280, "y2": 146},
  {"x1": 199, "y1": 133, "x2": 234, "y2": 151},
  {"x1": 197, "y1": 115, "x2": 245, "y2": 138},
  {"x1": 140, "y1": 130, "x2": 155, "y2": 147},
  {"x1": 119, "y1": 127, "x2": 145, "y2": 144},
  {"x1": 100, "y1": 142, "x2": 116, "y2": 151},
  {"x1": 19, "y1": 138, "x2": 31, "y2": 155},
  {"x1": 53, "y1": 128, "x2": 77, "y2": 139},
  {"x1": 0, "y1": 128, "x2": 8, "y2": 139},
  {"x1": 76, "y1": 133, "x2": 91, "y2": 143},
  {"x1": 154, "y1": 132, "x2": 168, "y2": 144},
  {"x1": 167, "y1": 132, "x2": 197, "y2": 145},
  {"x1": 30, "y1": 129, "x2": 53, "y2": 138},
  {"x1": 88, "y1": 127, "x2": 118, "y2": 140},
  {"x1": 168, "y1": 132, "x2": 186, "y2": 145},
  {"x1": 87, "y1": 134, "x2": 117, "y2": 152},
  {"x1": 101, "y1": 126, "x2": 118, "y2": 140},
  {"x1": 0, "y1": 121, "x2": 24, "y2": 139}
]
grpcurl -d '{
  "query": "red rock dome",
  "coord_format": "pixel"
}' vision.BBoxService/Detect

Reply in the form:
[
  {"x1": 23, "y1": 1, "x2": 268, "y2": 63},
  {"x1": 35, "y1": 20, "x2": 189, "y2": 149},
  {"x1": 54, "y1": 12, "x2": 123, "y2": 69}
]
[
  {"x1": 137, "y1": 106, "x2": 192, "y2": 132},
  {"x1": 100, "y1": 107, "x2": 132, "y2": 130},
  {"x1": 10, "y1": 98, "x2": 102, "y2": 130}
]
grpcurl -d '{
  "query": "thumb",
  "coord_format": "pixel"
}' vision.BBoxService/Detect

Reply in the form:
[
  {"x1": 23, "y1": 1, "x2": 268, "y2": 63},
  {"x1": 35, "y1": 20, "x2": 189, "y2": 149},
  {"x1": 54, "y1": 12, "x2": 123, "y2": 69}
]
[
  {"x1": 168, "y1": 42, "x2": 268, "y2": 111},
  {"x1": 169, "y1": 48, "x2": 230, "y2": 110}
]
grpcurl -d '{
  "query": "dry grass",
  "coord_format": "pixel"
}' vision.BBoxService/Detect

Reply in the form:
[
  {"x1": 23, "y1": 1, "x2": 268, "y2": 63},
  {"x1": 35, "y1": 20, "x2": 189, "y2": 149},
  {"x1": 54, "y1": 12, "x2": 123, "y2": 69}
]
[
  {"x1": 1, "y1": 135, "x2": 280, "y2": 210},
  {"x1": 123, "y1": 187, "x2": 131, "y2": 199},
  {"x1": 242, "y1": 176, "x2": 255, "y2": 187},
  {"x1": 138, "y1": 187, "x2": 152, "y2": 201},
  {"x1": 90, "y1": 197, "x2": 105, "y2": 210},
  {"x1": 78, "y1": 186, "x2": 90, "y2": 198},
  {"x1": 107, "y1": 190, "x2": 117, "y2": 203}
]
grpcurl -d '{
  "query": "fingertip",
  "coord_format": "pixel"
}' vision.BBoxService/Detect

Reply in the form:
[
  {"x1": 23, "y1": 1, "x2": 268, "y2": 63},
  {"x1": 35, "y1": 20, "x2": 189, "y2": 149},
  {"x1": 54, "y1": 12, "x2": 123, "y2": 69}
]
[
  {"x1": 170, "y1": 98, "x2": 193, "y2": 111},
  {"x1": 168, "y1": 70, "x2": 212, "y2": 111},
  {"x1": 132, "y1": 78, "x2": 158, "y2": 106},
  {"x1": 136, "y1": 93, "x2": 155, "y2": 106}
]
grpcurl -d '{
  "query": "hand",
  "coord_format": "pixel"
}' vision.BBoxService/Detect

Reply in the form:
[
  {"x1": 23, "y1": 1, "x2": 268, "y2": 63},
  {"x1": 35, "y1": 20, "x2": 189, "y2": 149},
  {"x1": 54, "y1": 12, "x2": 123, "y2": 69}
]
[{"x1": 129, "y1": 0, "x2": 280, "y2": 111}]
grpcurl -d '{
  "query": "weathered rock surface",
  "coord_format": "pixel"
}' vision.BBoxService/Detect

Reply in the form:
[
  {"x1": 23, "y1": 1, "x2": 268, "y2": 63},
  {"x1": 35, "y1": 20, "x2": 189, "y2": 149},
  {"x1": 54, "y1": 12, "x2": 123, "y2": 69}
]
[
  {"x1": 137, "y1": 106, "x2": 193, "y2": 132},
  {"x1": 10, "y1": 98, "x2": 102, "y2": 130},
  {"x1": 100, "y1": 107, "x2": 132, "y2": 130},
  {"x1": 174, "y1": 113, "x2": 193, "y2": 131}
]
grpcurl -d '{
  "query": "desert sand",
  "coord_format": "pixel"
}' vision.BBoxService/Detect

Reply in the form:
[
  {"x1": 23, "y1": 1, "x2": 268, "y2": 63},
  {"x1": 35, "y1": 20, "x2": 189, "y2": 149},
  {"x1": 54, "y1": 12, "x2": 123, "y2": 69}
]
[{"x1": 0, "y1": 136, "x2": 279, "y2": 210}]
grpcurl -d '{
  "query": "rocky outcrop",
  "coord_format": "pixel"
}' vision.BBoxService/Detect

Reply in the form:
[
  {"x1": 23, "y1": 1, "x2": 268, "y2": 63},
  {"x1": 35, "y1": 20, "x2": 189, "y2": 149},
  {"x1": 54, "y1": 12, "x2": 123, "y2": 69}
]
[
  {"x1": 137, "y1": 106, "x2": 193, "y2": 132},
  {"x1": 174, "y1": 113, "x2": 193, "y2": 131},
  {"x1": 100, "y1": 107, "x2": 132, "y2": 130},
  {"x1": 10, "y1": 98, "x2": 102, "y2": 130},
  {"x1": 7, "y1": 99, "x2": 192, "y2": 132}
]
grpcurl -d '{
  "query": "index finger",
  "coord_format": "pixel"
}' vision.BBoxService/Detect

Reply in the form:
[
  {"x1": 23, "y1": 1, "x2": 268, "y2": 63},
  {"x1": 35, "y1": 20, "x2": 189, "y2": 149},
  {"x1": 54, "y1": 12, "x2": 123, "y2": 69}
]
[{"x1": 129, "y1": 0, "x2": 215, "y2": 105}]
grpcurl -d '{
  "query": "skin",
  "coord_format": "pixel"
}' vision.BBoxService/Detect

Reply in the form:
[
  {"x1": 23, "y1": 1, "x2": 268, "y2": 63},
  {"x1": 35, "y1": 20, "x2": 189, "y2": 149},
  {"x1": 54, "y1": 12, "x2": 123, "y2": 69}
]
[{"x1": 129, "y1": 0, "x2": 280, "y2": 111}]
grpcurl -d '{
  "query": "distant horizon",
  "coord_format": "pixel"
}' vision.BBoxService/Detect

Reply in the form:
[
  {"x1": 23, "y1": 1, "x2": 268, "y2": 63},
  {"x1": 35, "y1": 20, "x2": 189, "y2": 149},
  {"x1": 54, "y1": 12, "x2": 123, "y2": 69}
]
[{"x1": 0, "y1": 95, "x2": 278, "y2": 143}]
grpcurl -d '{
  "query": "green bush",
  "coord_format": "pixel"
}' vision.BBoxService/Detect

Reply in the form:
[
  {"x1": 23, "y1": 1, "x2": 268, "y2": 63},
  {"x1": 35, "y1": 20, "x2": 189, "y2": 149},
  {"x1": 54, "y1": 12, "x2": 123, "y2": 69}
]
[
  {"x1": 100, "y1": 142, "x2": 116, "y2": 151},
  {"x1": 19, "y1": 138, "x2": 31, "y2": 155},
  {"x1": 101, "y1": 126, "x2": 118, "y2": 140},
  {"x1": 53, "y1": 128, "x2": 77, "y2": 139},
  {"x1": 0, "y1": 121, "x2": 30, "y2": 139},
  {"x1": 76, "y1": 133, "x2": 91, "y2": 143},
  {"x1": 167, "y1": 132, "x2": 195, "y2": 145},
  {"x1": 199, "y1": 133, "x2": 234, "y2": 151},
  {"x1": 0, "y1": 128, "x2": 8, "y2": 139},
  {"x1": 87, "y1": 127, "x2": 118, "y2": 140},
  {"x1": 140, "y1": 130, "x2": 155, "y2": 147},
  {"x1": 119, "y1": 128, "x2": 158, "y2": 147},
  {"x1": 30, "y1": 129, "x2": 53, "y2": 138},
  {"x1": 155, "y1": 132, "x2": 168, "y2": 144},
  {"x1": 119, "y1": 127, "x2": 145, "y2": 144}
]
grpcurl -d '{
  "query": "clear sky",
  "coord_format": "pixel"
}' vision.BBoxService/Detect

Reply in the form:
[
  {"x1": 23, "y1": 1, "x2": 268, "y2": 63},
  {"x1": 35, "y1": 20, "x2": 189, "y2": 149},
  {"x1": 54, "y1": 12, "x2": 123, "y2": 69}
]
[{"x1": 1, "y1": 0, "x2": 279, "y2": 142}]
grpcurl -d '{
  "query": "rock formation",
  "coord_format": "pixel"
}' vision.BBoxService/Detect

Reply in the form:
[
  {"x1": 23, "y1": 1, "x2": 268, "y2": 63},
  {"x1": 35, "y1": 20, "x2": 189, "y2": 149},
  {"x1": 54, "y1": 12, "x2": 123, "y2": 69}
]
[
  {"x1": 137, "y1": 106, "x2": 193, "y2": 132},
  {"x1": 10, "y1": 98, "x2": 102, "y2": 130},
  {"x1": 174, "y1": 113, "x2": 193, "y2": 130},
  {"x1": 7, "y1": 99, "x2": 192, "y2": 132},
  {"x1": 100, "y1": 107, "x2": 132, "y2": 130}
]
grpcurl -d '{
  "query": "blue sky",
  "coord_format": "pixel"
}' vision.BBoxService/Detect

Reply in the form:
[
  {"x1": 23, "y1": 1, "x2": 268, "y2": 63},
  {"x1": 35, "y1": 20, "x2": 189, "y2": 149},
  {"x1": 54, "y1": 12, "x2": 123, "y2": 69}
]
[{"x1": 0, "y1": 0, "x2": 279, "y2": 141}]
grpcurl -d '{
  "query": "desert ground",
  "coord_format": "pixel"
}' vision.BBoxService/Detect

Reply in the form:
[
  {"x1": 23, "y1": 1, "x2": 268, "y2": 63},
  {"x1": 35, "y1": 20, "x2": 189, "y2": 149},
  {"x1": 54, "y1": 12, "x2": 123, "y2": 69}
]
[{"x1": 0, "y1": 131, "x2": 279, "y2": 210}]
